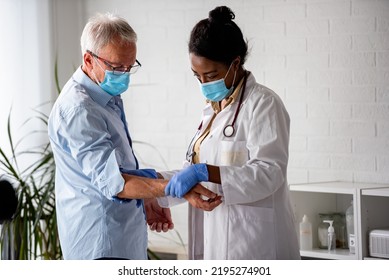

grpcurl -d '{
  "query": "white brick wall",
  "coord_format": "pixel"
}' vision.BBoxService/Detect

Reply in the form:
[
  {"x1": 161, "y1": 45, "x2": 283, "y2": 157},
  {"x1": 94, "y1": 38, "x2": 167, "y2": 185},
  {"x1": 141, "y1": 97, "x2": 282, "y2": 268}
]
[
  {"x1": 52, "y1": 0, "x2": 389, "y2": 254},
  {"x1": 77, "y1": 0, "x2": 389, "y2": 184}
]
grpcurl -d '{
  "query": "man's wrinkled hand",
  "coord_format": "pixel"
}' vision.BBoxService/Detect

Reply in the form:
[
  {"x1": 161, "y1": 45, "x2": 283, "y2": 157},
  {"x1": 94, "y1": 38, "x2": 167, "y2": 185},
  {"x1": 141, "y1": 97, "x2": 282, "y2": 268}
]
[
  {"x1": 145, "y1": 198, "x2": 174, "y2": 232},
  {"x1": 184, "y1": 184, "x2": 222, "y2": 211}
]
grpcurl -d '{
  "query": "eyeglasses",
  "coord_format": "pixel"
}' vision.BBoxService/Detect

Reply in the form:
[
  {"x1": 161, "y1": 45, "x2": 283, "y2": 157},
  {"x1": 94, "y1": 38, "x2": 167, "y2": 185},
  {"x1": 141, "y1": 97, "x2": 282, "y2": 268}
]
[{"x1": 87, "y1": 50, "x2": 141, "y2": 75}]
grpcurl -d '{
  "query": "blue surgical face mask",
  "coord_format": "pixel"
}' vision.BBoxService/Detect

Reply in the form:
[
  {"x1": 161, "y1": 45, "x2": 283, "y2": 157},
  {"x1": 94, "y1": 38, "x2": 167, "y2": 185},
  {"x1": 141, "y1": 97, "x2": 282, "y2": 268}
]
[
  {"x1": 93, "y1": 59, "x2": 130, "y2": 96},
  {"x1": 200, "y1": 62, "x2": 236, "y2": 102},
  {"x1": 99, "y1": 70, "x2": 130, "y2": 96}
]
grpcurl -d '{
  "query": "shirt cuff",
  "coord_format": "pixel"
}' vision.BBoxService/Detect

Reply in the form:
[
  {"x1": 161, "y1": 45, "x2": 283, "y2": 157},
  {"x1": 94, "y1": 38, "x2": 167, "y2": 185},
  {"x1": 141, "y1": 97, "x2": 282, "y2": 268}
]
[{"x1": 95, "y1": 149, "x2": 125, "y2": 200}]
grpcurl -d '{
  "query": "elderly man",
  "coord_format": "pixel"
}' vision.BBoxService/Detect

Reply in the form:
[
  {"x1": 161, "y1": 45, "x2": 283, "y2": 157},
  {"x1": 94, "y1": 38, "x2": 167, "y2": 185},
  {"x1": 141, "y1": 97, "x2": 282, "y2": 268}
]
[{"x1": 48, "y1": 13, "x2": 220, "y2": 260}]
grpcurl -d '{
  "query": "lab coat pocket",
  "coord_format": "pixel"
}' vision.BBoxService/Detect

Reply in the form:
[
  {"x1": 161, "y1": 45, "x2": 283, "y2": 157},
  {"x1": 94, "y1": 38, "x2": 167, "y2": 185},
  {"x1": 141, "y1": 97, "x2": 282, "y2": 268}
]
[
  {"x1": 220, "y1": 140, "x2": 248, "y2": 166},
  {"x1": 228, "y1": 205, "x2": 276, "y2": 259}
]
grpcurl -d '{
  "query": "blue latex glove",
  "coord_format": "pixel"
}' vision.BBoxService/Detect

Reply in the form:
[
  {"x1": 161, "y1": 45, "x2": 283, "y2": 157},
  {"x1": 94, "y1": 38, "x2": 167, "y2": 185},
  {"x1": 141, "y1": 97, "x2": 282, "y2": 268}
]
[
  {"x1": 111, "y1": 168, "x2": 158, "y2": 207},
  {"x1": 164, "y1": 163, "x2": 208, "y2": 198}
]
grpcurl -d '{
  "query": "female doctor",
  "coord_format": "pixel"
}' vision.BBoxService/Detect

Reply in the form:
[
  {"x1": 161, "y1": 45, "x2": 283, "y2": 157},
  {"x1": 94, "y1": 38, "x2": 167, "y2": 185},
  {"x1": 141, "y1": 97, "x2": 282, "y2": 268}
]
[{"x1": 162, "y1": 6, "x2": 300, "y2": 260}]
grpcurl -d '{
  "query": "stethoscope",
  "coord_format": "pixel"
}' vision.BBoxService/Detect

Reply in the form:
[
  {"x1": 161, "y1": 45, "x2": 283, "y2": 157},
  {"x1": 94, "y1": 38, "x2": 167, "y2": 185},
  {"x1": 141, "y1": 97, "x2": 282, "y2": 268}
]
[
  {"x1": 222, "y1": 71, "x2": 249, "y2": 137},
  {"x1": 186, "y1": 71, "x2": 249, "y2": 162}
]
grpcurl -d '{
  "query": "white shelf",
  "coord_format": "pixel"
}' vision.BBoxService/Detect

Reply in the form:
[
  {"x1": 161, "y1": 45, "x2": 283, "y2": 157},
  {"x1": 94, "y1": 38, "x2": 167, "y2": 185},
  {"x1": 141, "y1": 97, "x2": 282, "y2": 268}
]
[
  {"x1": 300, "y1": 248, "x2": 356, "y2": 260},
  {"x1": 290, "y1": 181, "x2": 388, "y2": 194},
  {"x1": 361, "y1": 187, "x2": 389, "y2": 197},
  {"x1": 290, "y1": 181, "x2": 389, "y2": 260}
]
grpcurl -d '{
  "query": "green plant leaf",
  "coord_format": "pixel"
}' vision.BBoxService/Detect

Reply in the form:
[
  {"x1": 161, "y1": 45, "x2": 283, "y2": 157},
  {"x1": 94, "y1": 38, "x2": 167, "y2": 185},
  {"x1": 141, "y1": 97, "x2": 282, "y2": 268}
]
[{"x1": 0, "y1": 109, "x2": 61, "y2": 260}]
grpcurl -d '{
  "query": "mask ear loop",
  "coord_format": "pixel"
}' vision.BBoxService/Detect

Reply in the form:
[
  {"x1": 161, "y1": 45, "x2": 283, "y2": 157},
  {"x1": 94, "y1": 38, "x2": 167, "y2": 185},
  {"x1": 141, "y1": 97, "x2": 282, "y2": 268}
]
[
  {"x1": 228, "y1": 57, "x2": 241, "y2": 89},
  {"x1": 230, "y1": 67, "x2": 237, "y2": 89},
  {"x1": 91, "y1": 56, "x2": 105, "y2": 85}
]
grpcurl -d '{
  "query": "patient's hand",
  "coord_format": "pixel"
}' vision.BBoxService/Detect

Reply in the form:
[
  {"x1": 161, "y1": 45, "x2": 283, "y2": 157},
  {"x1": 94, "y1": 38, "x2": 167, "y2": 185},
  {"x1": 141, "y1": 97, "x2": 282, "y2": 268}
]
[
  {"x1": 145, "y1": 198, "x2": 174, "y2": 232},
  {"x1": 184, "y1": 184, "x2": 222, "y2": 211}
]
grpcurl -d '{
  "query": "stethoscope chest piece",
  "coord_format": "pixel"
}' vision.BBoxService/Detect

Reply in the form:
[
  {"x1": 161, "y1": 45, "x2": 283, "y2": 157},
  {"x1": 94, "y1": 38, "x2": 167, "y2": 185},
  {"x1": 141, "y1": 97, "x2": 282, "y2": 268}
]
[
  {"x1": 221, "y1": 71, "x2": 249, "y2": 138},
  {"x1": 223, "y1": 125, "x2": 235, "y2": 137}
]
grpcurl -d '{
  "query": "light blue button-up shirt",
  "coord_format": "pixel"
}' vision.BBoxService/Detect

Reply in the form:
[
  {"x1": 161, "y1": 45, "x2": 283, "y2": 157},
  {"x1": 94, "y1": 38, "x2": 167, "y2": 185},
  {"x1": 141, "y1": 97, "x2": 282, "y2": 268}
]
[{"x1": 48, "y1": 67, "x2": 147, "y2": 260}]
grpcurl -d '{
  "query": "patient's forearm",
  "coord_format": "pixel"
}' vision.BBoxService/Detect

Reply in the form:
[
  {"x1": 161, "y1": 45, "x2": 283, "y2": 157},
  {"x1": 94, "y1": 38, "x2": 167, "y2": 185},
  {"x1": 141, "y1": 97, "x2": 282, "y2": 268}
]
[{"x1": 117, "y1": 174, "x2": 168, "y2": 199}]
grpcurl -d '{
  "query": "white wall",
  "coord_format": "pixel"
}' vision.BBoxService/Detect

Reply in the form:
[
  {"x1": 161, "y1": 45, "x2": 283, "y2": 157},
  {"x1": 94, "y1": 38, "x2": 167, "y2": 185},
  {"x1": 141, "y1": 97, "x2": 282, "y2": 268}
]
[
  {"x1": 51, "y1": 0, "x2": 85, "y2": 95},
  {"x1": 73, "y1": 0, "x2": 389, "y2": 185},
  {"x1": 51, "y1": 0, "x2": 389, "y2": 254},
  {"x1": 0, "y1": 0, "x2": 54, "y2": 171}
]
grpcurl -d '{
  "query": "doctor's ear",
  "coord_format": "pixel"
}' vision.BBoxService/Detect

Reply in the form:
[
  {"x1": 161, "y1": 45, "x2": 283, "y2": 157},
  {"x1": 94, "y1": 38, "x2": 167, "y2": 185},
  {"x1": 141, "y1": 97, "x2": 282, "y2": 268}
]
[{"x1": 232, "y1": 57, "x2": 241, "y2": 70}]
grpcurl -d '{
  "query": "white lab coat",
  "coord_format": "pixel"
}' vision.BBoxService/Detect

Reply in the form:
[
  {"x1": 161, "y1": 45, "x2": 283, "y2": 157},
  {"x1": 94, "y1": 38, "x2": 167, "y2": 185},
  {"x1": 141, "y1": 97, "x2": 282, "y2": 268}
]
[{"x1": 160, "y1": 73, "x2": 300, "y2": 260}]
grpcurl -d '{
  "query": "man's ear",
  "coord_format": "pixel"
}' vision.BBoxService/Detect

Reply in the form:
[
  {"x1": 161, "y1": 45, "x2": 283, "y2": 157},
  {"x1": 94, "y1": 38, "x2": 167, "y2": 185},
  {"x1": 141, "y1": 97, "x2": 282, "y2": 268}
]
[{"x1": 83, "y1": 52, "x2": 94, "y2": 69}]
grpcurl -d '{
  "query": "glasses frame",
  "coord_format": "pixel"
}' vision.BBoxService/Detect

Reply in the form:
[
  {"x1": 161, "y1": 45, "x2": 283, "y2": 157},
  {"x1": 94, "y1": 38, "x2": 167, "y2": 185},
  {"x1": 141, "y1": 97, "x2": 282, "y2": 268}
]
[{"x1": 87, "y1": 50, "x2": 141, "y2": 74}]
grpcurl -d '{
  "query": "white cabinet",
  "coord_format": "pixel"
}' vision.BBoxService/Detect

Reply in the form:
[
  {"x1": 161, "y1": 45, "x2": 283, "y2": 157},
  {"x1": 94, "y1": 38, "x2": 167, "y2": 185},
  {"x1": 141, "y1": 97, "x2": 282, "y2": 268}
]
[
  {"x1": 359, "y1": 187, "x2": 389, "y2": 259},
  {"x1": 289, "y1": 181, "x2": 389, "y2": 260}
]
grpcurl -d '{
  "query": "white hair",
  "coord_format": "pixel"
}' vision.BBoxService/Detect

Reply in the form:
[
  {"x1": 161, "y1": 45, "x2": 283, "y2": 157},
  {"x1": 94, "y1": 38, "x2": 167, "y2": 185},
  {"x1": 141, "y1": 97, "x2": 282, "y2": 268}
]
[{"x1": 80, "y1": 12, "x2": 137, "y2": 55}]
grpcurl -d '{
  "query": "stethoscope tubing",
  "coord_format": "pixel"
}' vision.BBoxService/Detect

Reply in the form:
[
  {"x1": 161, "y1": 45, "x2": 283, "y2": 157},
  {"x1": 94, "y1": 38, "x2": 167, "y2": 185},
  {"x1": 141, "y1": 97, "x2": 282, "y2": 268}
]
[
  {"x1": 186, "y1": 71, "x2": 249, "y2": 161},
  {"x1": 222, "y1": 71, "x2": 249, "y2": 137}
]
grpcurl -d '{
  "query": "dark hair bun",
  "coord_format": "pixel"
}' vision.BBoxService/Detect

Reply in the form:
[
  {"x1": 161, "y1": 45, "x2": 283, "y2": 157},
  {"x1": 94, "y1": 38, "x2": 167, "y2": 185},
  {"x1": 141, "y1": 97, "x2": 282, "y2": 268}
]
[
  {"x1": 209, "y1": 6, "x2": 235, "y2": 23},
  {"x1": 189, "y1": 5, "x2": 247, "y2": 65}
]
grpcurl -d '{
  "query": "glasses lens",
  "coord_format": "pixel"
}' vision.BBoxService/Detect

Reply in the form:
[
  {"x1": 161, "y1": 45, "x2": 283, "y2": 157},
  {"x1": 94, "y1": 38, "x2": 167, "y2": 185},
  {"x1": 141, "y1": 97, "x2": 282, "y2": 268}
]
[
  {"x1": 112, "y1": 68, "x2": 128, "y2": 75},
  {"x1": 129, "y1": 66, "x2": 140, "y2": 74}
]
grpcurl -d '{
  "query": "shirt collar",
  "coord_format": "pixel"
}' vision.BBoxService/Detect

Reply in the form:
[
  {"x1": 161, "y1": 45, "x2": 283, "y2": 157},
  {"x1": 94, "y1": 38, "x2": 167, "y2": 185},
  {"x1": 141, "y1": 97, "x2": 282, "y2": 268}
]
[{"x1": 72, "y1": 66, "x2": 114, "y2": 107}]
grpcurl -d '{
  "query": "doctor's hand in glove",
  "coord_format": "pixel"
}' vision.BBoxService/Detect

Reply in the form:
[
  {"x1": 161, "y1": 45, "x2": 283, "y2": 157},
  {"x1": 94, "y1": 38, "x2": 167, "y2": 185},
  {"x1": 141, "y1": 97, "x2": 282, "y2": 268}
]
[
  {"x1": 145, "y1": 198, "x2": 174, "y2": 232},
  {"x1": 165, "y1": 163, "x2": 222, "y2": 211},
  {"x1": 165, "y1": 163, "x2": 209, "y2": 198}
]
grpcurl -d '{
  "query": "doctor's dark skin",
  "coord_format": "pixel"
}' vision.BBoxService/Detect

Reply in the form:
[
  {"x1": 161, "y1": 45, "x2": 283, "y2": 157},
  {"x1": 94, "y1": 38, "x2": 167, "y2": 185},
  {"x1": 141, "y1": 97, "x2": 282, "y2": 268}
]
[{"x1": 190, "y1": 53, "x2": 246, "y2": 185}]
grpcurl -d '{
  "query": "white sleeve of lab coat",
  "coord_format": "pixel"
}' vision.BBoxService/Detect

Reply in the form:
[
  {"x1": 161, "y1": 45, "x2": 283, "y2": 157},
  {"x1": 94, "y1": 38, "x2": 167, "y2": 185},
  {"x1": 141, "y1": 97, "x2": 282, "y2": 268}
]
[
  {"x1": 220, "y1": 91, "x2": 290, "y2": 206},
  {"x1": 156, "y1": 170, "x2": 186, "y2": 207}
]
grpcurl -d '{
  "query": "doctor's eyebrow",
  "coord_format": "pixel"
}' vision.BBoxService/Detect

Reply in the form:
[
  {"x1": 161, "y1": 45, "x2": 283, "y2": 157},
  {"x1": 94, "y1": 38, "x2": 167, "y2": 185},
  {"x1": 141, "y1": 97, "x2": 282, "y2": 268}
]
[{"x1": 191, "y1": 68, "x2": 218, "y2": 75}]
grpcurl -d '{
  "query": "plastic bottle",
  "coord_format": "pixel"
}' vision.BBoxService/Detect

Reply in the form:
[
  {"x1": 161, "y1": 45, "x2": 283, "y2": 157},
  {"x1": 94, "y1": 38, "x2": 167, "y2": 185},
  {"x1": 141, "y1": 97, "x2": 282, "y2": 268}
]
[
  {"x1": 323, "y1": 220, "x2": 336, "y2": 252},
  {"x1": 346, "y1": 200, "x2": 355, "y2": 254},
  {"x1": 299, "y1": 214, "x2": 313, "y2": 250},
  {"x1": 318, "y1": 213, "x2": 333, "y2": 248}
]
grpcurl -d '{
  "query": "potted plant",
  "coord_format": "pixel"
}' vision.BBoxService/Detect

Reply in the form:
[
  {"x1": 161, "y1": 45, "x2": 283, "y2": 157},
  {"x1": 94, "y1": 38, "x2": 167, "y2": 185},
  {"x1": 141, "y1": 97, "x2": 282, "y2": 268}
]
[{"x1": 0, "y1": 109, "x2": 62, "y2": 259}]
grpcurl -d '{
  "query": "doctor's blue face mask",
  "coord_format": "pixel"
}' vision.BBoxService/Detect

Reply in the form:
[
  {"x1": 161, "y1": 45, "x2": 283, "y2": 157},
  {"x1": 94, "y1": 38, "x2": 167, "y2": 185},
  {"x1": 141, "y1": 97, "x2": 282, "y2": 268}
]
[
  {"x1": 93, "y1": 57, "x2": 131, "y2": 96},
  {"x1": 199, "y1": 62, "x2": 237, "y2": 102}
]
